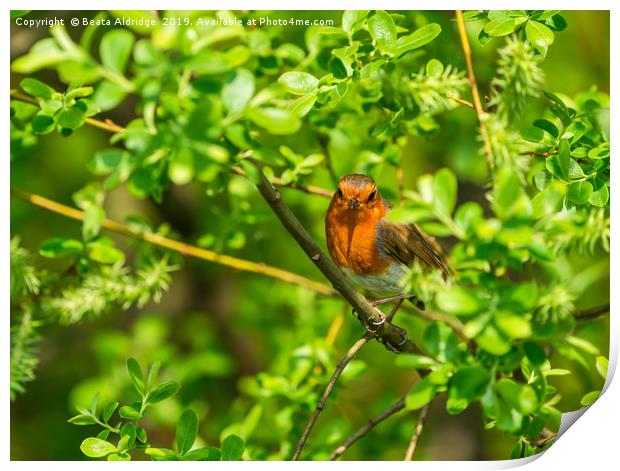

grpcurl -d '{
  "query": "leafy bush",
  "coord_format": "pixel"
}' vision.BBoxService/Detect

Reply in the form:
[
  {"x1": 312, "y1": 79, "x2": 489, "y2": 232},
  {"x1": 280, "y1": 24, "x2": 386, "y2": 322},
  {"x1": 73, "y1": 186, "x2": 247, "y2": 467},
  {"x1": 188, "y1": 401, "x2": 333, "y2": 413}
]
[{"x1": 10, "y1": 10, "x2": 609, "y2": 460}]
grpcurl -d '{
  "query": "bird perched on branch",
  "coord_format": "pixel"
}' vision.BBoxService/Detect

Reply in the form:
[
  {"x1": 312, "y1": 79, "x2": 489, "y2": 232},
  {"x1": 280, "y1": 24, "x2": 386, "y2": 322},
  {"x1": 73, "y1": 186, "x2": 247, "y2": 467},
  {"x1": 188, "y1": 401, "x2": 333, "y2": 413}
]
[{"x1": 325, "y1": 174, "x2": 452, "y2": 329}]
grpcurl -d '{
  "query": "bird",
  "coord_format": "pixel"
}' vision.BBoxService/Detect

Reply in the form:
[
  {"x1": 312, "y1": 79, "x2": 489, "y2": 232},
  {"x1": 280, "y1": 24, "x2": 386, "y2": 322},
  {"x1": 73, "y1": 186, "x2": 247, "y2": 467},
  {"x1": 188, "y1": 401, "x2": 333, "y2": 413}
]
[{"x1": 325, "y1": 173, "x2": 452, "y2": 329}]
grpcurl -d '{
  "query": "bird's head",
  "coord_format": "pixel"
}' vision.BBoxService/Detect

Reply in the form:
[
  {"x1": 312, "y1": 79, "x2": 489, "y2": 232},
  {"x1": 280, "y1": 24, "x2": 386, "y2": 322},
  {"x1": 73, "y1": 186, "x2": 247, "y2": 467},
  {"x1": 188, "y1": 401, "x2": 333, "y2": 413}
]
[{"x1": 332, "y1": 174, "x2": 382, "y2": 211}]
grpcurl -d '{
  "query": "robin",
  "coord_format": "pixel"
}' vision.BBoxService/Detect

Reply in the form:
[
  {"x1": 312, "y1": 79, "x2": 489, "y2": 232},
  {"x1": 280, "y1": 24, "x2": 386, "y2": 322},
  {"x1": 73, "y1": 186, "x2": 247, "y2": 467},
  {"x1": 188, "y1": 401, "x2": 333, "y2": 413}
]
[{"x1": 325, "y1": 173, "x2": 452, "y2": 330}]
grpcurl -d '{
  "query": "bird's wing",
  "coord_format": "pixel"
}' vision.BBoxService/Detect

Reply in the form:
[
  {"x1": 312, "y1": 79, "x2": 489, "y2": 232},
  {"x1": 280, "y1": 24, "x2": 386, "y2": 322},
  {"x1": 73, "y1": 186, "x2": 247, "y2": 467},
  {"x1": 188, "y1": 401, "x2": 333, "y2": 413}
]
[{"x1": 377, "y1": 219, "x2": 453, "y2": 278}]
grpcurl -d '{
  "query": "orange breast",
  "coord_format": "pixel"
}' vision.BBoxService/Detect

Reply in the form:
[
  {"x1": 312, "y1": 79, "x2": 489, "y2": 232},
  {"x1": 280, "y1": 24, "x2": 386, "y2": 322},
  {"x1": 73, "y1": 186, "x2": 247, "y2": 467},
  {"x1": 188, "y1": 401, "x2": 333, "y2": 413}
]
[{"x1": 325, "y1": 199, "x2": 391, "y2": 275}]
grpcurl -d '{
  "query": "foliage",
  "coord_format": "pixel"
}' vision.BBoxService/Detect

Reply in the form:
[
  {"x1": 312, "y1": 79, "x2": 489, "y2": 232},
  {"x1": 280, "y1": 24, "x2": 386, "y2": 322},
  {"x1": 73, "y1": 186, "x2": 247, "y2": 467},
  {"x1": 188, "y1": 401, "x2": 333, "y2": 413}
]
[
  {"x1": 10, "y1": 9, "x2": 609, "y2": 461},
  {"x1": 69, "y1": 358, "x2": 245, "y2": 460}
]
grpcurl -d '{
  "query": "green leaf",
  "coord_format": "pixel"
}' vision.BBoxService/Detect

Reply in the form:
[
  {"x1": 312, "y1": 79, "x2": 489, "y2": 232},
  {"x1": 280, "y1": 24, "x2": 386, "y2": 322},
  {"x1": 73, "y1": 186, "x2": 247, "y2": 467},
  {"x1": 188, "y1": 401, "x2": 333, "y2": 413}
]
[
  {"x1": 495, "y1": 311, "x2": 531, "y2": 339},
  {"x1": 31, "y1": 113, "x2": 55, "y2": 134},
  {"x1": 523, "y1": 342, "x2": 546, "y2": 366},
  {"x1": 83, "y1": 205, "x2": 105, "y2": 240},
  {"x1": 426, "y1": 59, "x2": 444, "y2": 77},
  {"x1": 246, "y1": 107, "x2": 301, "y2": 135},
  {"x1": 533, "y1": 118, "x2": 559, "y2": 138},
  {"x1": 432, "y1": 167, "x2": 457, "y2": 215},
  {"x1": 580, "y1": 390, "x2": 600, "y2": 406},
  {"x1": 368, "y1": 11, "x2": 396, "y2": 54},
  {"x1": 147, "y1": 381, "x2": 181, "y2": 404},
  {"x1": 525, "y1": 21, "x2": 554, "y2": 55},
  {"x1": 589, "y1": 179, "x2": 609, "y2": 207},
  {"x1": 596, "y1": 356, "x2": 608, "y2": 379},
  {"x1": 521, "y1": 125, "x2": 544, "y2": 143},
  {"x1": 20, "y1": 78, "x2": 55, "y2": 99},
  {"x1": 39, "y1": 238, "x2": 83, "y2": 258},
  {"x1": 181, "y1": 447, "x2": 222, "y2": 461},
  {"x1": 87, "y1": 239, "x2": 125, "y2": 264},
  {"x1": 176, "y1": 409, "x2": 199, "y2": 456},
  {"x1": 588, "y1": 143, "x2": 610, "y2": 160},
  {"x1": 100, "y1": 29, "x2": 135, "y2": 73},
  {"x1": 222, "y1": 69, "x2": 255, "y2": 113},
  {"x1": 221, "y1": 434, "x2": 245, "y2": 461},
  {"x1": 395, "y1": 354, "x2": 438, "y2": 369},
  {"x1": 127, "y1": 358, "x2": 145, "y2": 395},
  {"x1": 119, "y1": 405, "x2": 142, "y2": 420},
  {"x1": 495, "y1": 379, "x2": 538, "y2": 414},
  {"x1": 342, "y1": 11, "x2": 369, "y2": 34},
  {"x1": 168, "y1": 147, "x2": 194, "y2": 185},
  {"x1": 478, "y1": 325, "x2": 511, "y2": 356},
  {"x1": 395, "y1": 23, "x2": 441, "y2": 56},
  {"x1": 80, "y1": 437, "x2": 117, "y2": 458},
  {"x1": 89, "y1": 149, "x2": 132, "y2": 175},
  {"x1": 436, "y1": 286, "x2": 480, "y2": 316},
  {"x1": 289, "y1": 93, "x2": 318, "y2": 117},
  {"x1": 447, "y1": 366, "x2": 491, "y2": 414},
  {"x1": 405, "y1": 376, "x2": 437, "y2": 410},
  {"x1": 68, "y1": 414, "x2": 98, "y2": 425},
  {"x1": 145, "y1": 447, "x2": 177, "y2": 459},
  {"x1": 278, "y1": 71, "x2": 318, "y2": 95},
  {"x1": 57, "y1": 107, "x2": 85, "y2": 129},
  {"x1": 566, "y1": 181, "x2": 593, "y2": 204},
  {"x1": 484, "y1": 17, "x2": 518, "y2": 37},
  {"x1": 103, "y1": 401, "x2": 119, "y2": 423},
  {"x1": 558, "y1": 138, "x2": 571, "y2": 178}
]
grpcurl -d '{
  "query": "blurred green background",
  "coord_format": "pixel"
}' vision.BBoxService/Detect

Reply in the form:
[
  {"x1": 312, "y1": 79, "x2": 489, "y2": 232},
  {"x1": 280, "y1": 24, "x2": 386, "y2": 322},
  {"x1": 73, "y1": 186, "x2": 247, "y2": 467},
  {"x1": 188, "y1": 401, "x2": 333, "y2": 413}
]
[{"x1": 10, "y1": 10, "x2": 609, "y2": 460}]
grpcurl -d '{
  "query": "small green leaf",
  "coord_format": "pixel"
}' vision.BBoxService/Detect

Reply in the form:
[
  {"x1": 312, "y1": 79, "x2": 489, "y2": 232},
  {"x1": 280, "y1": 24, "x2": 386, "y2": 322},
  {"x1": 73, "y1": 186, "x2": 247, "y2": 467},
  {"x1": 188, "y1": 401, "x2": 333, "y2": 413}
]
[
  {"x1": 432, "y1": 167, "x2": 457, "y2": 216},
  {"x1": 57, "y1": 107, "x2": 85, "y2": 129},
  {"x1": 523, "y1": 342, "x2": 546, "y2": 366},
  {"x1": 103, "y1": 401, "x2": 119, "y2": 423},
  {"x1": 119, "y1": 405, "x2": 142, "y2": 420},
  {"x1": 147, "y1": 381, "x2": 181, "y2": 404},
  {"x1": 31, "y1": 113, "x2": 55, "y2": 134},
  {"x1": 484, "y1": 17, "x2": 518, "y2": 37},
  {"x1": 495, "y1": 379, "x2": 538, "y2": 414},
  {"x1": 447, "y1": 366, "x2": 491, "y2": 414},
  {"x1": 176, "y1": 409, "x2": 199, "y2": 456},
  {"x1": 495, "y1": 311, "x2": 531, "y2": 339},
  {"x1": 39, "y1": 238, "x2": 83, "y2": 258},
  {"x1": 127, "y1": 358, "x2": 145, "y2": 395},
  {"x1": 533, "y1": 118, "x2": 559, "y2": 138},
  {"x1": 80, "y1": 437, "x2": 117, "y2": 458},
  {"x1": 68, "y1": 414, "x2": 98, "y2": 425},
  {"x1": 246, "y1": 107, "x2": 301, "y2": 135},
  {"x1": 580, "y1": 390, "x2": 600, "y2": 406},
  {"x1": 100, "y1": 29, "x2": 135, "y2": 73},
  {"x1": 405, "y1": 376, "x2": 437, "y2": 410},
  {"x1": 426, "y1": 59, "x2": 444, "y2": 77},
  {"x1": 368, "y1": 10, "x2": 397, "y2": 54},
  {"x1": 222, "y1": 68, "x2": 255, "y2": 113},
  {"x1": 278, "y1": 71, "x2": 318, "y2": 95},
  {"x1": 342, "y1": 10, "x2": 369, "y2": 34},
  {"x1": 566, "y1": 181, "x2": 593, "y2": 204},
  {"x1": 20, "y1": 77, "x2": 56, "y2": 99},
  {"x1": 87, "y1": 239, "x2": 125, "y2": 264},
  {"x1": 436, "y1": 286, "x2": 479, "y2": 316},
  {"x1": 589, "y1": 179, "x2": 609, "y2": 207},
  {"x1": 395, "y1": 354, "x2": 438, "y2": 369},
  {"x1": 596, "y1": 356, "x2": 609, "y2": 379},
  {"x1": 180, "y1": 447, "x2": 222, "y2": 461},
  {"x1": 525, "y1": 20, "x2": 554, "y2": 55},
  {"x1": 221, "y1": 434, "x2": 245, "y2": 461},
  {"x1": 395, "y1": 23, "x2": 442, "y2": 56}
]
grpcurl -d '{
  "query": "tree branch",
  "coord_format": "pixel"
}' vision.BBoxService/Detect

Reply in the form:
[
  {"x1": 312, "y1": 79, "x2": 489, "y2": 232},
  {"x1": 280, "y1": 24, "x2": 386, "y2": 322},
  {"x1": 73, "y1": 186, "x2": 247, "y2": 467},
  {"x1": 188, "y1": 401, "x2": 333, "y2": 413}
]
[
  {"x1": 251, "y1": 160, "x2": 418, "y2": 355},
  {"x1": 330, "y1": 394, "x2": 407, "y2": 460},
  {"x1": 292, "y1": 332, "x2": 373, "y2": 460},
  {"x1": 455, "y1": 10, "x2": 495, "y2": 175},
  {"x1": 230, "y1": 166, "x2": 332, "y2": 198},
  {"x1": 574, "y1": 304, "x2": 610, "y2": 321},
  {"x1": 10, "y1": 187, "x2": 337, "y2": 297},
  {"x1": 403, "y1": 402, "x2": 431, "y2": 460}
]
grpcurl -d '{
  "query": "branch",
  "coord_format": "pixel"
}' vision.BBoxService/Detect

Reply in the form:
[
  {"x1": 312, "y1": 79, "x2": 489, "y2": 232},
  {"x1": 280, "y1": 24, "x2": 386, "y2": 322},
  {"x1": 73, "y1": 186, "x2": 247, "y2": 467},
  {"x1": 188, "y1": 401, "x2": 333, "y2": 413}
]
[
  {"x1": 230, "y1": 166, "x2": 332, "y2": 198},
  {"x1": 292, "y1": 332, "x2": 373, "y2": 460},
  {"x1": 446, "y1": 93, "x2": 475, "y2": 109},
  {"x1": 330, "y1": 394, "x2": 407, "y2": 460},
  {"x1": 574, "y1": 304, "x2": 610, "y2": 321},
  {"x1": 455, "y1": 11, "x2": 495, "y2": 174},
  {"x1": 10, "y1": 187, "x2": 336, "y2": 297},
  {"x1": 251, "y1": 160, "x2": 418, "y2": 355},
  {"x1": 403, "y1": 402, "x2": 431, "y2": 460}
]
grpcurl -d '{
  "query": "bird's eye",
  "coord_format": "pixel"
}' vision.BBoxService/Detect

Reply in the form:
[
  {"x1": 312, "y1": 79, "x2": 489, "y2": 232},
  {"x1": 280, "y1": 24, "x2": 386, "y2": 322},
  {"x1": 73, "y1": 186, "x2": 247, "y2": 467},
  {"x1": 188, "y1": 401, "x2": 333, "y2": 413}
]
[
  {"x1": 337, "y1": 188, "x2": 344, "y2": 198},
  {"x1": 368, "y1": 190, "x2": 377, "y2": 202}
]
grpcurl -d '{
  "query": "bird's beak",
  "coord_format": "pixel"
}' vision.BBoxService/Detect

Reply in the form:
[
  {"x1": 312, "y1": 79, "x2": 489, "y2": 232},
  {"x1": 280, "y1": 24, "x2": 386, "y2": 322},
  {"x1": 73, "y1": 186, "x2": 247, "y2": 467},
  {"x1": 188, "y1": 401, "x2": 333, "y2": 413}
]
[{"x1": 347, "y1": 198, "x2": 360, "y2": 209}]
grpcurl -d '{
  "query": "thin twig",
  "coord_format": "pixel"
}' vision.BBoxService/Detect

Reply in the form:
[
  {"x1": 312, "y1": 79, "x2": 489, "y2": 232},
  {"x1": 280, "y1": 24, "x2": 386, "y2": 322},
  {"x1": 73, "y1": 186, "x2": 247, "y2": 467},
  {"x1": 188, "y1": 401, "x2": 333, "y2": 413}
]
[
  {"x1": 330, "y1": 395, "x2": 407, "y2": 460},
  {"x1": 403, "y1": 402, "x2": 431, "y2": 460},
  {"x1": 455, "y1": 10, "x2": 495, "y2": 175},
  {"x1": 292, "y1": 299, "x2": 407, "y2": 460},
  {"x1": 574, "y1": 304, "x2": 610, "y2": 321},
  {"x1": 251, "y1": 160, "x2": 418, "y2": 355},
  {"x1": 292, "y1": 332, "x2": 373, "y2": 460},
  {"x1": 10, "y1": 187, "x2": 337, "y2": 297},
  {"x1": 446, "y1": 94, "x2": 475, "y2": 109}
]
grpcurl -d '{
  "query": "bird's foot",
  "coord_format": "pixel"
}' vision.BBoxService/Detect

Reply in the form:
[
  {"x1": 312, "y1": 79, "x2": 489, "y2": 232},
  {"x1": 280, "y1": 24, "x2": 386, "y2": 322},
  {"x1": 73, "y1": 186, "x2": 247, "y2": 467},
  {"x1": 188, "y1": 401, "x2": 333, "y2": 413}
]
[{"x1": 350, "y1": 307, "x2": 386, "y2": 334}]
